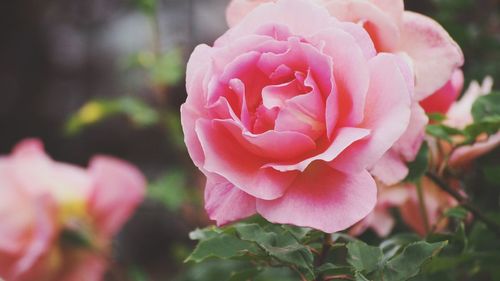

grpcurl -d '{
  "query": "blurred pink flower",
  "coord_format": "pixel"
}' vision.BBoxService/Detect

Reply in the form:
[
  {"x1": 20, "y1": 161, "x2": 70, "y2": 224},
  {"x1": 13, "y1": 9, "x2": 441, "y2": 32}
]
[
  {"x1": 350, "y1": 183, "x2": 408, "y2": 237},
  {"x1": 399, "y1": 177, "x2": 457, "y2": 236},
  {"x1": 444, "y1": 77, "x2": 500, "y2": 168},
  {"x1": 226, "y1": 0, "x2": 464, "y2": 185},
  {"x1": 0, "y1": 139, "x2": 146, "y2": 281},
  {"x1": 182, "y1": 0, "x2": 414, "y2": 233}
]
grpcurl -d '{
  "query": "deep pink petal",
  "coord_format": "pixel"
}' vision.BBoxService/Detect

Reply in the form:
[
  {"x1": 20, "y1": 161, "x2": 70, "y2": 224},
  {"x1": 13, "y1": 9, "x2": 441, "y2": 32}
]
[
  {"x1": 205, "y1": 174, "x2": 257, "y2": 226},
  {"x1": 399, "y1": 12, "x2": 464, "y2": 100},
  {"x1": 196, "y1": 119, "x2": 298, "y2": 200},
  {"x1": 257, "y1": 163, "x2": 377, "y2": 233},
  {"x1": 420, "y1": 69, "x2": 464, "y2": 114},
  {"x1": 88, "y1": 156, "x2": 146, "y2": 239},
  {"x1": 216, "y1": 118, "x2": 317, "y2": 161},
  {"x1": 268, "y1": 127, "x2": 370, "y2": 172}
]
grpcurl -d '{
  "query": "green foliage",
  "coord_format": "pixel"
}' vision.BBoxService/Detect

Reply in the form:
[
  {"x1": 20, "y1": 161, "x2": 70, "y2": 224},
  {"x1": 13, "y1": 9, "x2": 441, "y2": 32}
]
[
  {"x1": 148, "y1": 170, "x2": 189, "y2": 211},
  {"x1": 133, "y1": 0, "x2": 157, "y2": 16},
  {"x1": 471, "y1": 92, "x2": 500, "y2": 122},
  {"x1": 187, "y1": 218, "x2": 451, "y2": 281},
  {"x1": 65, "y1": 97, "x2": 159, "y2": 135},
  {"x1": 127, "y1": 49, "x2": 185, "y2": 87},
  {"x1": 405, "y1": 143, "x2": 429, "y2": 182},
  {"x1": 347, "y1": 241, "x2": 383, "y2": 273},
  {"x1": 347, "y1": 240, "x2": 446, "y2": 281}
]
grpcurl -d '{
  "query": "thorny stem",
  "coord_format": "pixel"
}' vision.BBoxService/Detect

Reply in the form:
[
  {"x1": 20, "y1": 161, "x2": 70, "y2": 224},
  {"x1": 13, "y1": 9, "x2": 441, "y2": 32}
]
[
  {"x1": 315, "y1": 233, "x2": 333, "y2": 281},
  {"x1": 416, "y1": 180, "x2": 430, "y2": 234},
  {"x1": 425, "y1": 171, "x2": 500, "y2": 237}
]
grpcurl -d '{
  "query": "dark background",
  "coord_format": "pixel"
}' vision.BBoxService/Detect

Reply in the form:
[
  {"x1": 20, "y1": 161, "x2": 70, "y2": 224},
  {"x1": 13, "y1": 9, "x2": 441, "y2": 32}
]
[{"x1": 0, "y1": 0, "x2": 498, "y2": 280}]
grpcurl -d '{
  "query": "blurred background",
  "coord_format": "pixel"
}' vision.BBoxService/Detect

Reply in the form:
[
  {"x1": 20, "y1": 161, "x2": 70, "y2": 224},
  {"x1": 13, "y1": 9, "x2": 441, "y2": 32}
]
[{"x1": 0, "y1": 0, "x2": 498, "y2": 280}]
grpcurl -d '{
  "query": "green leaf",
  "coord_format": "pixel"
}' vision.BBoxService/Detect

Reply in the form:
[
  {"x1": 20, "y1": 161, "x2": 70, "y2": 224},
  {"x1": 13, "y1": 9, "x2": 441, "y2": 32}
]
[
  {"x1": 186, "y1": 234, "x2": 259, "y2": 263},
  {"x1": 426, "y1": 124, "x2": 464, "y2": 142},
  {"x1": 444, "y1": 207, "x2": 468, "y2": 220},
  {"x1": 471, "y1": 91, "x2": 500, "y2": 122},
  {"x1": 65, "y1": 97, "x2": 159, "y2": 135},
  {"x1": 427, "y1": 113, "x2": 446, "y2": 123},
  {"x1": 148, "y1": 170, "x2": 188, "y2": 211},
  {"x1": 150, "y1": 48, "x2": 185, "y2": 86},
  {"x1": 355, "y1": 272, "x2": 371, "y2": 281},
  {"x1": 380, "y1": 233, "x2": 421, "y2": 260},
  {"x1": 316, "y1": 263, "x2": 352, "y2": 276},
  {"x1": 228, "y1": 268, "x2": 262, "y2": 281},
  {"x1": 347, "y1": 241, "x2": 383, "y2": 274},
  {"x1": 380, "y1": 241, "x2": 447, "y2": 281},
  {"x1": 405, "y1": 143, "x2": 430, "y2": 182},
  {"x1": 235, "y1": 224, "x2": 314, "y2": 274}
]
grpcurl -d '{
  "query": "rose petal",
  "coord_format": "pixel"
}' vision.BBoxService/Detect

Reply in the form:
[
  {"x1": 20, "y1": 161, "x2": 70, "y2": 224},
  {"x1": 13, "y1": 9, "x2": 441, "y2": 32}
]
[
  {"x1": 323, "y1": 0, "x2": 400, "y2": 52},
  {"x1": 88, "y1": 156, "x2": 146, "y2": 238},
  {"x1": 267, "y1": 127, "x2": 370, "y2": 172},
  {"x1": 420, "y1": 69, "x2": 464, "y2": 114},
  {"x1": 331, "y1": 53, "x2": 412, "y2": 172},
  {"x1": 399, "y1": 11, "x2": 464, "y2": 100},
  {"x1": 257, "y1": 163, "x2": 377, "y2": 233},
  {"x1": 196, "y1": 119, "x2": 298, "y2": 200},
  {"x1": 204, "y1": 174, "x2": 257, "y2": 225}
]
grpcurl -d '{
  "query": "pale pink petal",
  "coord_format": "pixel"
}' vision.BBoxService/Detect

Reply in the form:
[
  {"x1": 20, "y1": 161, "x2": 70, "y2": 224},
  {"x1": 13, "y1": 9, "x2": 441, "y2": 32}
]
[
  {"x1": 323, "y1": 0, "x2": 400, "y2": 52},
  {"x1": 445, "y1": 76, "x2": 494, "y2": 129},
  {"x1": 449, "y1": 132, "x2": 500, "y2": 168},
  {"x1": 399, "y1": 11, "x2": 464, "y2": 100},
  {"x1": 369, "y1": 0, "x2": 404, "y2": 25},
  {"x1": 370, "y1": 210, "x2": 396, "y2": 237},
  {"x1": 226, "y1": 0, "x2": 274, "y2": 27},
  {"x1": 372, "y1": 103, "x2": 428, "y2": 185},
  {"x1": 196, "y1": 119, "x2": 299, "y2": 200},
  {"x1": 88, "y1": 156, "x2": 146, "y2": 239},
  {"x1": 257, "y1": 163, "x2": 377, "y2": 233},
  {"x1": 11, "y1": 195, "x2": 57, "y2": 281},
  {"x1": 420, "y1": 69, "x2": 464, "y2": 114},
  {"x1": 0, "y1": 168, "x2": 34, "y2": 254},
  {"x1": 220, "y1": 0, "x2": 336, "y2": 45},
  {"x1": 331, "y1": 53, "x2": 412, "y2": 173},
  {"x1": 370, "y1": 149, "x2": 409, "y2": 186},
  {"x1": 308, "y1": 26, "x2": 371, "y2": 128},
  {"x1": 205, "y1": 174, "x2": 257, "y2": 226}
]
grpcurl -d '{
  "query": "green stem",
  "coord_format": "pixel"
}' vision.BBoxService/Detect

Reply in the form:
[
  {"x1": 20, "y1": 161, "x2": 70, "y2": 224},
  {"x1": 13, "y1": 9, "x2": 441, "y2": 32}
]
[{"x1": 425, "y1": 171, "x2": 500, "y2": 237}]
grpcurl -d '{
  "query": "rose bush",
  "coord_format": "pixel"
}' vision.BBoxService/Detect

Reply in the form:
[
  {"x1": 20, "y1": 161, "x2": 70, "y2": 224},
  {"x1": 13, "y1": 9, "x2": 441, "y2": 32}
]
[
  {"x1": 181, "y1": 0, "x2": 415, "y2": 233},
  {"x1": 226, "y1": 0, "x2": 464, "y2": 185},
  {"x1": 0, "y1": 139, "x2": 145, "y2": 281}
]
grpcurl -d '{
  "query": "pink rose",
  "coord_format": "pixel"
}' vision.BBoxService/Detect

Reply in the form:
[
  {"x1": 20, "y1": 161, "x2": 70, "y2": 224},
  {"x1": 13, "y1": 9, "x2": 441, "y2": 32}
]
[
  {"x1": 399, "y1": 177, "x2": 457, "y2": 236},
  {"x1": 0, "y1": 139, "x2": 146, "y2": 281},
  {"x1": 226, "y1": 0, "x2": 464, "y2": 185},
  {"x1": 444, "y1": 77, "x2": 500, "y2": 168},
  {"x1": 350, "y1": 183, "x2": 408, "y2": 237},
  {"x1": 182, "y1": 0, "x2": 413, "y2": 233},
  {"x1": 420, "y1": 69, "x2": 464, "y2": 115},
  {"x1": 226, "y1": 0, "x2": 464, "y2": 99}
]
